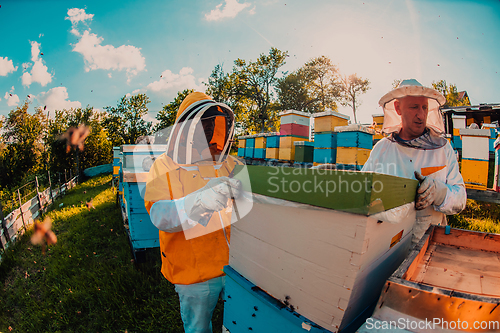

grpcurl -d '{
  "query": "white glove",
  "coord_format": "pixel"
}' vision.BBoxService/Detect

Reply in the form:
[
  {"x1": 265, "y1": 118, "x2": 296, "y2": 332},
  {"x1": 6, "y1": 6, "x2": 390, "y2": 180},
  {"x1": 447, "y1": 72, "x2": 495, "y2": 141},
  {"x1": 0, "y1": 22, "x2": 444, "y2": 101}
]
[
  {"x1": 414, "y1": 171, "x2": 447, "y2": 210},
  {"x1": 184, "y1": 177, "x2": 242, "y2": 226}
]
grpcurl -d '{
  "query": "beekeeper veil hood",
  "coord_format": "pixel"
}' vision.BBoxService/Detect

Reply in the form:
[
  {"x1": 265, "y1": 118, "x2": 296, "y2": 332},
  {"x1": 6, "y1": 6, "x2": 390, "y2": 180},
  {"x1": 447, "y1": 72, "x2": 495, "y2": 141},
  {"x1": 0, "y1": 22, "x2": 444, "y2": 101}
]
[
  {"x1": 379, "y1": 79, "x2": 446, "y2": 136},
  {"x1": 166, "y1": 92, "x2": 235, "y2": 165}
]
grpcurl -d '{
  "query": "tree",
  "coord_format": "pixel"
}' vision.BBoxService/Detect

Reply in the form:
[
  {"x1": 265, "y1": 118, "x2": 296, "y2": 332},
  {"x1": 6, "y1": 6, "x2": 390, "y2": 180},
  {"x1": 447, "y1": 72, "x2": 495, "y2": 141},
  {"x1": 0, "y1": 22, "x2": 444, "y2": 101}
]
[
  {"x1": 1, "y1": 100, "x2": 47, "y2": 187},
  {"x1": 152, "y1": 89, "x2": 194, "y2": 144},
  {"x1": 276, "y1": 70, "x2": 312, "y2": 112},
  {"x1": 299, "y1": 56, "x2": 341, "y2": 112},
  {"x1": 103, "y1": 93, "x2": 152, "y2": 146},
  {"x1": 431, "y1": 80, "x2": 471, "y2": 107},
  {"x1": 339, "y1": 74, "x2": 370, "y2": 123},
  {"x1": 206, "y1": 48, "x2": 288, "y2": 134}
]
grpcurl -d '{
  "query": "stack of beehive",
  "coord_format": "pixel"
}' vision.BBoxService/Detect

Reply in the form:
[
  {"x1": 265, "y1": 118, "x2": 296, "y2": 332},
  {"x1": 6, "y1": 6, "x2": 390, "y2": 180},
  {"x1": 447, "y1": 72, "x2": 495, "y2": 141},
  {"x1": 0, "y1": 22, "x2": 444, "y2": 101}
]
[
  {"x1": 279, "y1": 110, "x2": 311, "y2": 161},
  {"x1": 266, "y1": 133, "x2": 280, "y2": 159},
  {"x1": 452, "y1": 114, "x2": 466, "y2": 150},
  {"x1": 335, "y1": 124, "x2": 374, "y2": 171},
  {"x1": 372, "y1": 114, "x2": 384, "y2": 146},
  {"x1": 460, "y1": 128, "x2": 491, "y2": 190},
  {"x1": 312, "y1": 111, "x2": 350, "y2": 165}
]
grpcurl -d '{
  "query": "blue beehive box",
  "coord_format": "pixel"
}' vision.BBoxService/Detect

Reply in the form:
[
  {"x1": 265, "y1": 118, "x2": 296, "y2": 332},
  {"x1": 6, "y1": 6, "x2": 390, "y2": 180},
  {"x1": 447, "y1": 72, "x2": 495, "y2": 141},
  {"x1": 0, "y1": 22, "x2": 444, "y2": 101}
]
[
  {"x1": 120, "y1": 145, "x2": 168, "y2": 258},
  {"x1": 314, "y1": 132, "x2": 337, "y2": 148},
  {"x1": 313, "y1": 148, "x2": 336, "y2": 164},
  {"x1": 245, "y1": 147, "x2": 254, "y2": 159},
  {"x1": 223, "y1": 266, "x2": 332, "y2": 333},
  {"x1": 238, "y1": 148, "x2": 245, "y2": 157},
  {"x1": 254, "y1": 148, "x2": 266, "y2": 159},
  {"x1": 267, "y1": 135, "x2": 280, "y2": 148},
  {"x1": 336, "y1": 131, "x2": 373, "y2": 149},
  {"x1": 453, "y1": 136, "x2": 462, "y2": 150},
  {"x1": 246, "y1": 138, "x2": 255, "y2": 148}
]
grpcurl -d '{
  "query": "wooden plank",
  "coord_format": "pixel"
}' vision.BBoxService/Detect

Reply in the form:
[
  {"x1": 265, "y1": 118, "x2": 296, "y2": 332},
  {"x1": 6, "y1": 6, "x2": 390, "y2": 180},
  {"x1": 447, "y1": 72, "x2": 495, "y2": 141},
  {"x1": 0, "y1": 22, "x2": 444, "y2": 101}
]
[
  {"x1": 121, "y1": 144, "x2": 168, "y2": 153},
  {"x1": 123, "y1": 171, "x2": 148, "y2": 183},
  {"x1": 399, "y1": 226, "x2": 433, "y2": 280},
  {"x1": 233, "y1": 165, "x2": 418, "y2": 216},
  {"x1": 4, "y1": 209, "x2": 20, "y2": 229},
  {"x1": 432, "y1": 226, "x2": 500, "y2": 252}
]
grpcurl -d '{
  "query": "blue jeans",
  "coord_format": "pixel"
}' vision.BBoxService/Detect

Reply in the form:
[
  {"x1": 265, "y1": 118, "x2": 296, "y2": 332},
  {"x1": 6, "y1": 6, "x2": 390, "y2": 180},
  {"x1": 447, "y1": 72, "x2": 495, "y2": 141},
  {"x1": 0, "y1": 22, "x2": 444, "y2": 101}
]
[{"x1": 174, "y1": 276, "x2": 225, "y2": 333}]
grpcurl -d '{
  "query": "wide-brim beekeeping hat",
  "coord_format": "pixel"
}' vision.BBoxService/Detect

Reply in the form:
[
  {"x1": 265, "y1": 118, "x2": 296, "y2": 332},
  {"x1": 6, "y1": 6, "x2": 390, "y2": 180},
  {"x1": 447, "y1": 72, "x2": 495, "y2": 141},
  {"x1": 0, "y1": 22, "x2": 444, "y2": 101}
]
[{"x1": 379, "y1": 79, "x2": 446, "y2": 135}]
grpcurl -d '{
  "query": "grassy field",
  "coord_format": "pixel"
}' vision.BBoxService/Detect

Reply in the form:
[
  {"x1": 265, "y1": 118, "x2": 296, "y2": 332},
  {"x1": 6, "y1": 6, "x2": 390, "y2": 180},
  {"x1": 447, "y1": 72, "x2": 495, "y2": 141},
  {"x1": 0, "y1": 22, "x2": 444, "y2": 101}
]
[{"x1": 0, "y1": 174, "x2": 223, "y2": 333}]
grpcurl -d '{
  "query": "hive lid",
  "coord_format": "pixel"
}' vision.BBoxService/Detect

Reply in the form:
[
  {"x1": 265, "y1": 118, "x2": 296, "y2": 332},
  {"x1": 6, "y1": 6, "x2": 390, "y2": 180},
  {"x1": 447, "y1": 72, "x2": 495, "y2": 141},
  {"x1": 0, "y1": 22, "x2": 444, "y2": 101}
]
[{"x1": 233, "y1": 165, "x2": 418, "y2": 215}]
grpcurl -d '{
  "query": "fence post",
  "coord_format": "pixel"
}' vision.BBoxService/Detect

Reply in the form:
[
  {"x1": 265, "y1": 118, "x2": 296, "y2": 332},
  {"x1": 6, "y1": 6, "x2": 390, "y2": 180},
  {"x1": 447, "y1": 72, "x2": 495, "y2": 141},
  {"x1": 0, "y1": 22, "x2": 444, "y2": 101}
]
[
  {"x1": 48, "y1": 171, "x2": 53, "y2": 204},
  {"x1": 35, "y1": 176, "x2": 43, "y2": 216},
  {"x1": 17, "y1": 189, "x2": 26, "y2": 230},
  {"x1": 0, "y1": 200, "x2": 10, "y2": 248}
]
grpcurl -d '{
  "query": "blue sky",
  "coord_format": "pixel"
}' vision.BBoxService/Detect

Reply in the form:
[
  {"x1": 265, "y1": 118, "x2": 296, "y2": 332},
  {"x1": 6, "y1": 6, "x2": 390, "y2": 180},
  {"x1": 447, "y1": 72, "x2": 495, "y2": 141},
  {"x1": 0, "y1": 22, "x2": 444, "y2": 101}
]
[{"x1": 0, "y1": 0, "x2": 499, "y2": 125}]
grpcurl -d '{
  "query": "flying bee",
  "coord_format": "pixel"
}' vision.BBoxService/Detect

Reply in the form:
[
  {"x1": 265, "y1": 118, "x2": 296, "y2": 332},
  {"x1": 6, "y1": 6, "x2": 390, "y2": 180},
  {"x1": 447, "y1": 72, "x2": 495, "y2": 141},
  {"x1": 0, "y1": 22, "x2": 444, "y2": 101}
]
[
  {"x1": 60, "y1": 124, "x2": 90, "y2": 153},
  {"x1": 31, "y1": 216, "x2": 57, "y2": 254}
]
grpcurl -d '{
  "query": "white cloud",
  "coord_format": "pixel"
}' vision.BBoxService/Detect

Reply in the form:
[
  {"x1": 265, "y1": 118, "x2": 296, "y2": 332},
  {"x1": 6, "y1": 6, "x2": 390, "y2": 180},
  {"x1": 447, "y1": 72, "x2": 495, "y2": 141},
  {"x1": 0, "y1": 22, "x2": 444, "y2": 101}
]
[
  {"x1": 0, "y1": 57, "x2": 18, "y2": 76},
  {"x1": 72, "y1": 30, "x2": 146, "y2": 81},
  {"x1": 22, "y1": 41, "x2": 53, "y2": 87},
  {"x1": 107, "y1": 73, "x2": 112, "y2": 78},
  {"x1": 4, "y1": 92, "x2": 20, "y2": 107},
  {"x1": 146, "y1": 67, "x2": 206, "y2": 93},
  {"x1": 37, "y1": 87, "x2": 81, "y2": 116},
  {"x1": 66, "y1": 8, "x2": 94, "y2": 26},
  {"x1": 205, "y1": 0, "x2": 252, "y2": 21}
]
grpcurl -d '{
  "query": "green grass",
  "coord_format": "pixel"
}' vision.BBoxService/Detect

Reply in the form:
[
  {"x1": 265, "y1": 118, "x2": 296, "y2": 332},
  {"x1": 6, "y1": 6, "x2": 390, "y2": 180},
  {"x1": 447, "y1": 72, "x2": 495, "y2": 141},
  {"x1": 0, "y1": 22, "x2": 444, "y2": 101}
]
[
  {"x1": 448, "y1": 198, "x2": 500, "y2": 234},
  {"x1": 0, "y1": 174, "x2": 223, "y2": 333}
]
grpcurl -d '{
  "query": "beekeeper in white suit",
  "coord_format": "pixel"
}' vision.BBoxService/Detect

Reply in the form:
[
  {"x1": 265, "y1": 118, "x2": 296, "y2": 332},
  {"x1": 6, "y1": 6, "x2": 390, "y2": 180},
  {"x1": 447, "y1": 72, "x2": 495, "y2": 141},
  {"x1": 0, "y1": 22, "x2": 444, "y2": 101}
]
[{"x1": 362, "y1": 79, "x2": 467, "y2": 244}]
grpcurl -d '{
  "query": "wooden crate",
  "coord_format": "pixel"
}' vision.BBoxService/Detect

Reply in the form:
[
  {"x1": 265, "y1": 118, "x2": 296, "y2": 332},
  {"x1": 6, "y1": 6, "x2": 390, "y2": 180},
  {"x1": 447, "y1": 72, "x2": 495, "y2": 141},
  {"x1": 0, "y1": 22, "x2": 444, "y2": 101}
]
[
  {"x1": 230, "y1": 166, "x2": 418, "y2": 332},
  {"x1": 360, "y1": 225, "x2": 500, "y2": 332},
  {"x1": 266, "y1": 147, "x2": 279, "y2": 159},
  {"x1": 336, "y1": 147, "x2": 371, "y2": 166},
  {"x1": 313, "y1": 111, "x2": 350, "y2": 133}
]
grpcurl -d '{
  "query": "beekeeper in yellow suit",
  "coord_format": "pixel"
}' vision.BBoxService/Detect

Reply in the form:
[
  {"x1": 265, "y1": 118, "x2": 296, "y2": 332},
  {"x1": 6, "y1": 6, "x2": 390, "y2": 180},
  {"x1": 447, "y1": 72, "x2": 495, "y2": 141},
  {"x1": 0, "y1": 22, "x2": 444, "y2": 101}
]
[
  {"x1": 144, "y1": 92, "x2": 243, "y2": 333},
  {"x1": 362, "y1": 79, "x2": 466, "y2": 244}
]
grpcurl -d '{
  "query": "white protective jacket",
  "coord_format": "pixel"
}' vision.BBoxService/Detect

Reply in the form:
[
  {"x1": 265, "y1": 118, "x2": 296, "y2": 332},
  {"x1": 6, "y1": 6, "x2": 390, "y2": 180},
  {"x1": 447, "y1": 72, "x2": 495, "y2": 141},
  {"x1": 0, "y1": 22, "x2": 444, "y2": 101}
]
[{"x1": 362, "y1": 137, "x2": 467, "y2": 244}]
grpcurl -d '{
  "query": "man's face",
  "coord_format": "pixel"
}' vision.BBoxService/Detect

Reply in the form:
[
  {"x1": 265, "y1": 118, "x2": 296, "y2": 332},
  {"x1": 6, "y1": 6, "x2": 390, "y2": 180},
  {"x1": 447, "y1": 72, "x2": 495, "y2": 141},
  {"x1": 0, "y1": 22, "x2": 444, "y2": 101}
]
[{"x1": 394, "y1": 96, "x2": 429, "y2": 140}]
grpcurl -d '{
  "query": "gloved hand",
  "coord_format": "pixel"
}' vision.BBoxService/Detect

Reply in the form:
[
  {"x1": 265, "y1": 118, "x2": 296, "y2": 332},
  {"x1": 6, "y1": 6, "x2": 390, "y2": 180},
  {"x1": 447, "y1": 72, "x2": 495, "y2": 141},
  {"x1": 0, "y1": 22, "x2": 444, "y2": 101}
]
[
  {"x1": 184, "y1": 177, "x2": 242, "y2": 226},
  {"x1": 414, "y1": 171, "x2": 447, "y2": 210}
]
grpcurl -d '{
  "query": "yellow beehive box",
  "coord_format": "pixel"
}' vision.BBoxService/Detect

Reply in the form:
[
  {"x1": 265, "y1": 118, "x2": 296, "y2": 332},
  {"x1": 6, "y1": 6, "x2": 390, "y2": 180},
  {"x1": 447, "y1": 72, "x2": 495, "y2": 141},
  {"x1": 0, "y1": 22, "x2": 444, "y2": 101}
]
[
  {"x1": 266, "y1": 147, "x2": 279, "y2": 159},
  {"x1": 255, "y1": 137, "x2": 266, "y2": 149},
  {"x1": 461, "y1": 159, "x2": 488, "y2": 190},
  {"x1": 336, "y1": 147, "x2": 371, "y2": 165},
  {"x1": 453, "y1": 128, "x2": 460, "y2": 136},
  {"x1": 313, "y1": 111, "x2": 350, "y2": 133},
  {"x1": 238, "y1": 139, "x2": 246, "y2": 148},
  {"x1": 280, "y1": 136, "x2": 307, "y2": 149},
  {"x1": 113, "y1": 166, "x2": 120, "y2": 175},
  {"x1": 279, "y1": 147, "x2": 295, "y2": 161}
]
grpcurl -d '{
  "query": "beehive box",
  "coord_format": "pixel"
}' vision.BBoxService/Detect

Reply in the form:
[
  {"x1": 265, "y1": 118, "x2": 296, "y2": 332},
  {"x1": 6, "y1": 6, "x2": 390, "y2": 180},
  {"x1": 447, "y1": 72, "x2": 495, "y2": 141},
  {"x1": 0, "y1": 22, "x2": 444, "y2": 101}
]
[
  {"x1": 266, "y1": 147, "x2": 279, "y2": 159},
  {"x1": 255, "y1": 136, "x2": 266, "y2": 149},
  {"x1": 237, "y1": 148, "x2": 245, "y2": 157},
  {"x1": 359, "y1": 225, "x2": 500, "y2": 332},
  {"x1": 229, "y1": 166, "x2": 418, "y2": 332},
  {"x1": 280, "y1": 110, "x2": 311, "y2": 127},
  {"x1": 294, "y1": 141, "x2": 314, "y2": 163},
  {"x1": 280, "y1": 123, "x2": 310, "y2": 137},
  {"x1": 372, "y1": 114, "x2": 384, "y2": 141},
  {"x1": 460, "y1": 128, "x2": 490, "y2": 190},
  {"x1": 336, "y1": 147, "x2": 370, "y2": 166},
  {"x1": 313, "y1": 111, "x2": 350, "y2": 133},
  {"x1": 121, "y1": 145, "x2": 168, "y2": 254},
  {"x1": 495, "y1": 137, "x2": 500, "y2": 192},
  {"x1": 314, "y1": 132, "x2": 337, "y2": 149},
  {"x1": 253, "y1": 148, "x2": 266, "y2": 159},
  {"x1": 113, "y1": 146, "x2": 121, "y2": 177},
  {"x1": 266, "y1": 133, "x2": 281, "y2": 148},
  {"x1": 238, "y1": 138, "x2": 246, "y2": 148},
  {"x1": 313, "y1": 148, "x2": 336, "y2": 164}
]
